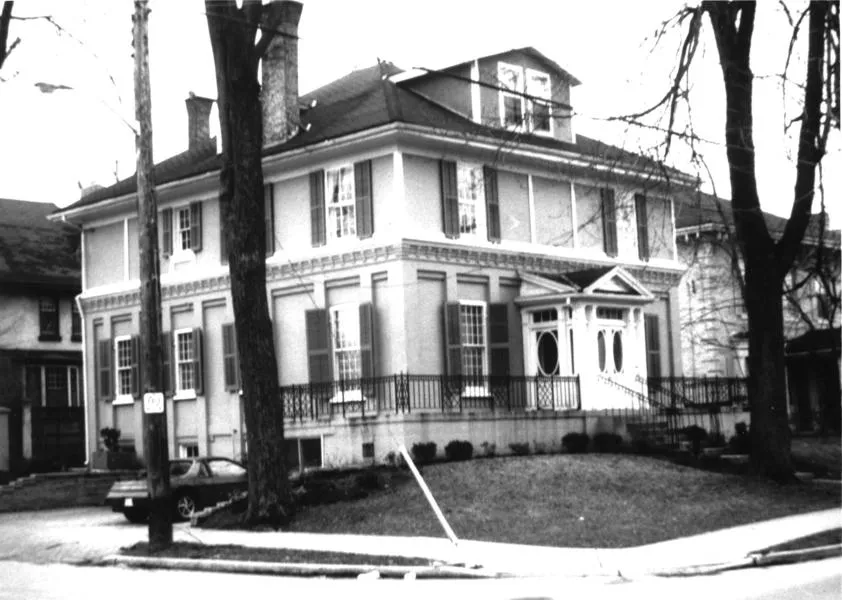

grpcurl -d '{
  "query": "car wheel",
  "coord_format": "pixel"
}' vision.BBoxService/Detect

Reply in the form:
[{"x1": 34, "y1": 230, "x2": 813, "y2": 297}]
[
  {"x1": 123, "y1": 508, "x2": 148, "y2": 523},
  {"x1": 174, "y1": 491, "x2": 198, "y2": 520}
]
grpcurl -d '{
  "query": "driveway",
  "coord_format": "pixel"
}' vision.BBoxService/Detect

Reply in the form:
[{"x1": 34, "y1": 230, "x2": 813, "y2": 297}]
[{"x1": 0, "y1": 506, "x2": 190, "y2": 564}]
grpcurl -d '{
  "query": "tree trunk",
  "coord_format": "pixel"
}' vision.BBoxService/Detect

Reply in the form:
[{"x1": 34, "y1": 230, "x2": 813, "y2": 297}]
[{"x1": 207, "y1": 2, "x2": 294, "y2": 527}]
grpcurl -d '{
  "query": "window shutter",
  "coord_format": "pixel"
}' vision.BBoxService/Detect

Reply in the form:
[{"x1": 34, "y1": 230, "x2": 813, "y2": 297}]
[
  {"x1": 644, "y1": 315, "x2": 662, "y2": 378},
  {"x1": 354, "y1": 160, "x2": 374, "y2": 239},
  {"x1": 190, "y1": 202, "x2": 203, "y2": 252},
  {"x1": 305, "y1": 309, "x2": 332, "y2": 383},
  {"x1": 601, "y1": 188, "x2": 618, "y2": 257},
  {"x1": 220, "y1": 201, "x2": 228, "y2": 265},
  {"x1": 440, "y1": 160, "x2": 459, "y2": 239},
  {"x1": 161, "y1": 208, "x2": 173, "y2": 257},
  {"x1": 192, "y1": 328, "x2": 204, "y2": 395},
  {"x1": 488, "y1": 303, "x2": 510, "y2": 375},
  {"x1": 635, "y1": 194, "x2": 650, "y2": 261},
  {"x1": 130, "y1": 335, "x2": 141, "y2": 399},
  {"x1": 309, "y1": 170, "x2": 326, "y2": 247},
  {"x1": 264, "y1": 184, "x2": 275, "y2": 256},
  {"x1": 359, "y1": 303, "x2": 375, "y2": 380},
  {"x1": 443, "y1": 303, "x2": 462, "y2": 376},
  {"x1": 161, "y1": 332, "x2": 173, "y2": 395},
  {"x1": 484, "y1": 166, "x2": 501, "y2": 242},
  {"x1": 98, "y1": 338, "x2": 112, "y2": 401},
  {"x1": 222, "y1": 323, "x2": 239, "y2": 392}
]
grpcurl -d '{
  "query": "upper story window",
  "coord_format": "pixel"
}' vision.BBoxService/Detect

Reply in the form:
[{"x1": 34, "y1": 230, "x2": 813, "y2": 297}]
[
  {"x1": 309, "y1": 161, "x2": 373, "y2": 247},
  {"x1": 457, "y1": 164, "x2": 485, "y2": 235},
  {"x1": 326, "y1": 166, "x2": 356, "y2": 241},
  {"x1": 596, "y1": 307, "x2": 626, "y2": 321},
  {"x1": 498, "y1": 62, "x2": 552, "y2": 135},
  {"x1": 39, "y1": 297, "x2": 60, "y2": 341},
  {"x1": 161, "y1": 203, "x2": 202, "y2": 258},
  {"x1": 71, "y1": 302, "x2": 82, "y2": 342},
  {"x1": 440, "y1": 161, "x2": 500, "y2": 242}
]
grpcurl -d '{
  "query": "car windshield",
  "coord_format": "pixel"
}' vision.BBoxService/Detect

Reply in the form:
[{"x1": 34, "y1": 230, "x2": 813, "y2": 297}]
[{"x1": 169, "y1": 461, "x2": 192, "y2": 477}]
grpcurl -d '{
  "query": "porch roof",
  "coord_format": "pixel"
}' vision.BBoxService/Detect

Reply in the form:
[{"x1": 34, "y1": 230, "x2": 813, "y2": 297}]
[{"x1": 516, "y1": 266, "x2": 655, "y2": 306}]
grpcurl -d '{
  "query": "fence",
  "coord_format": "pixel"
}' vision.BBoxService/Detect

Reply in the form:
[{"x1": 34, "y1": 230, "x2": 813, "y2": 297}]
[
  {"x1": 280, "y1": 374, "x2": 581, "y2": 422},
  {"x1": 643, "y1": 376, "x2": 749, "y2": 410}
]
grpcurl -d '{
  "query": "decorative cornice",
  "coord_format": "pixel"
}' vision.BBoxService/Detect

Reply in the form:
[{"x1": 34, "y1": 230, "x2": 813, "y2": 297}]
[{"x1": 80, "y1": 240, "x2": 684, "y2": 312}]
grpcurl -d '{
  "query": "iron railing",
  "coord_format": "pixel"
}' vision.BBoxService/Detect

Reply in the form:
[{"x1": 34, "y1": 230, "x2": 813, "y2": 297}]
[
  {"x1": 642, "y1": 376, "x2": 749, "y2": 410},
  {"x1": 280, "y1": 373, "x2": 581, "y2": 423}
]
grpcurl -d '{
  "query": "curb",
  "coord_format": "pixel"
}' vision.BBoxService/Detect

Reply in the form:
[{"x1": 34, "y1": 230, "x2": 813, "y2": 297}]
[{"x1": 104, "y1": 554, "x2": 504, "y2": 579}]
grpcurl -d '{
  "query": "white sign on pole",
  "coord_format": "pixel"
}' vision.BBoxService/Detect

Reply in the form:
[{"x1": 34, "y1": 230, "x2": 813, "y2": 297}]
[{"x1": 143, "y1": 392, "x2": 165, "y2": 414}]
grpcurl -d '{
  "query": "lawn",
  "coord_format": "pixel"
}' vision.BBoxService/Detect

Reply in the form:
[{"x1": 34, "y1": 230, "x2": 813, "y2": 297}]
[{"x1": 282, "y1": 454, "x2": 841, "y2": 548}]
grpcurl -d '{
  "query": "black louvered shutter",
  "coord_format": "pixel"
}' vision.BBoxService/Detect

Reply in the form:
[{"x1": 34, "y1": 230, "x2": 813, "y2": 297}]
[
  {"x1": 305, "y1": 309, "x2": 332, "y2": 384},
  {"x1": 443, "y1": 303, "x2": 462, "y2": 376},
  {"x1": 601, "y1": 188, "x2": 618, "y2": 257},
  {"x1": 190, "y1": 202, "x2": 202, "y2": 252},
  {"x1": 161, "y1": 332, "x2": 173, "y2": 395},
  {"x1": 222, "y1": 323, "x2": 239, "y2": 392},
  {"x1": 644, "y1": 315, "x2": 662, "y2": 378},
  {"x1": 130, "y1": 335, "x2": 141, "y2": 399},
  {"x1": 359, "y1": 303, "x2": 375, "y2": 395},
  {"x1": 161, "y1": 208, "x2": 173, "y2": 257},
  {"x1": 220, "y1": 203, "x2": 228, "y2": 265},
  {"x1": 440, "y1": 160, "x2": 459, "y2": 239},
  {"x1": 98, "y1": 338, "x2": 112, "y2": 401},
  {"x1": 354, "y1": 160, "x2": 374, "y2": 239},
  {"x1": 192, "y1": 328, "x2": 204, "y2": 395},
  {"x1": 635, "y1": 193, "x2": 649, "y2": 261},
  {"x1": 484, "y1": 166, "x2": 501, "y2": 242},
  {"x1": 488, "y1": 303, "x2": 510, "y2": 375},
  {"x1": 310, "y1": 170, "x2": 326, "y2": 247},
  {"x1": 265, "y1": 184, "x2": 275, "y2": 255}
]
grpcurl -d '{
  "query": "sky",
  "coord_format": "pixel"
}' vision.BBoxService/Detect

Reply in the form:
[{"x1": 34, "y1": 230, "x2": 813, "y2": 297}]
[{"x1": 0, "y1": 0, "x2": 838, "y2": 226}]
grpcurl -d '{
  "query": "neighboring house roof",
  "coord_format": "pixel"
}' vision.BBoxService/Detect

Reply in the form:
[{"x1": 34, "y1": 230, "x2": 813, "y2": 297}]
[
  {"x1": 676, "y1": 192, "x2": 841, "y2": 247},
  {"x1": 786, "y1": 327, "x2": 841, "y2": 355},
  {"x1": 0, "y1": 198, "x2": 81, "y2": 291},
  {"x1": 59, "y1": 57, "x2": 689, "y2": 215}
]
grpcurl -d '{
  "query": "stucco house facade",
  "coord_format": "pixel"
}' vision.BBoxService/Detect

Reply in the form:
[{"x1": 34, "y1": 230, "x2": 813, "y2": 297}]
[
  {"x1": 0, "y1": 198, "x2": 84, "y2": 477},
  {"x1": 676, "y1": 192, "x2": 841, "y2": 432},
  {"x1": 52, "y1": 6, "x2": 701, "y2": 469}
]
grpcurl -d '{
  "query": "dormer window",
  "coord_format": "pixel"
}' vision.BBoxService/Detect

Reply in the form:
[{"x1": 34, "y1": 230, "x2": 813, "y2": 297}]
[{"x1": 498, "y1": 62, "x2": 552, "y2": 135}]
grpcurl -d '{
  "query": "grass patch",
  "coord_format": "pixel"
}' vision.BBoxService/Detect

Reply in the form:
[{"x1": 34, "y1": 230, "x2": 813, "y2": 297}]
[
  {"x1": 791, "y1": 436, "x2": 841, "y2": 478},
  {"x1": 281, "y1": 455, "x2": 841, "y2": 548},
  {"x1": 122, "y1": 542, "x2": 434, "y2": 566}
]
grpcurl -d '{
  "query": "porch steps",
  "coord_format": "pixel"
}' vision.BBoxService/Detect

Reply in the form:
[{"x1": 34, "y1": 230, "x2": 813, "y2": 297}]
[{"x1": 0, "y1": 470, "x2": 140, "y2": 513}]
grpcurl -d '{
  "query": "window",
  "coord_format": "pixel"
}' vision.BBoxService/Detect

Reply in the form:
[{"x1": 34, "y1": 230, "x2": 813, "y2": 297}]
[
  {"x1": 601, "y1": 188, "x2": 618, "y2": 257},
  {"x1": 460, "y1": 303, "x2": 487, "y2": 380},
  {"x1": 285, "y1": 437, "x2": 323, "y2": 472},
  {"x1": 161, "y1": 203, "x2": 202, "y2": 257},
  {"x1": 207, "y1": 458, "x2": 246, "y2": 477},
  {"x1": 179, "y1": 443, "x2": 199, "y2": 459},
  {"x1": 175, "y1": 329, "x2": 196, "y2": 396},
  {"x1": 457, "y1": 164, "x2": 484, "y2": 235},
  {"x1": 331, "y1": 305, "x2": 362, "y2": 384},
  {"x1": 222, "y1": 323, "x2": 240, "y2": 392},
  {"x1": 45, "y1": 366, "x2": 69, "y2": 407},
  {"x1": 596, "y1": 307, "x2": 625, "y2": 320},
  {"x1": 29, "y1": 365, "x2": 81, "y2": 407},
  {"x1": 176, "y1": 207, "x2": 192, "y2": 251},
  {"x1": 635, "y1": 194, "x2": 650, "y2": 261},
  {"x1": 170, "y1": 461, "x2": 192, "y2": 477},
  {"x1": 71, "y1": 302, "x2": 82, "y2": 341},
  {"x1": 326, "y1": 166, "x2": 356, "y2": 240},
  {"x1": 39, "y1": 297, "x2": 60, "y2": 341},
  {"x1": 69, "y1": 366, "x2": 80, "y2": 406},
  {"x1": 532, "y1": 309, "x2": 558, "y2": 324},
  {"x1": 526, "y1": 68, "x2": 552, "y2": 134},
  {"x1": 498, "y1": 63, "x2": 524, "y2": 128},
  {"x1": 115, "y1": 336, "x2": 134, "y2": 402}
]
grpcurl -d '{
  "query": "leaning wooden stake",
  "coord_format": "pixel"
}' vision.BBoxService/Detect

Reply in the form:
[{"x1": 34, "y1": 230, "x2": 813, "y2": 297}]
[{"x1": 398, "y1": 445, "x2": 459, "y2": 547}]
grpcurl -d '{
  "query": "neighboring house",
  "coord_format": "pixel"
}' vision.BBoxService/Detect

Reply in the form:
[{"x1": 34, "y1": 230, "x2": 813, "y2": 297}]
[
  {"x1": 51, "y1": 8, "x2": 701, "y2": 468},
  {"x1": 676, "y1": 192, "x2": 841, "y2": 432},
  {"x1": 0, "y1": 198, "x2": 84, "y2": 477}
]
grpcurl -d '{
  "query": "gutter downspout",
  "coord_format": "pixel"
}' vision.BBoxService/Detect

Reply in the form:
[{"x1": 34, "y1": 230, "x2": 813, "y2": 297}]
[{"x1": 75, "y1": 293, "x2": 91, "y2": 468}]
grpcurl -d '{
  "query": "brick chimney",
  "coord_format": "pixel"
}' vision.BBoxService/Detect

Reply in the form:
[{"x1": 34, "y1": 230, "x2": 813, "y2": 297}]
[
  {"x1": 261, "y1": 1, "x2": 303, "y2": 146},
  {"x1": 185, "y1": 92, "x2": 214, "y2": 151}
]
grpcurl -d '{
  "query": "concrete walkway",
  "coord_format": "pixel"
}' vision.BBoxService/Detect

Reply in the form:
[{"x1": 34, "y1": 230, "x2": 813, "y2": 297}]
[{"x1": 163, "y1": 507, "x2": 841, "y2": 577}]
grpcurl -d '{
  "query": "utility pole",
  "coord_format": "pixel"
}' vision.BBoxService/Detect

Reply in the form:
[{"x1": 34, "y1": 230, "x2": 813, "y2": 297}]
[{"x1": 133, "y1": 0, "x2": 171, "y2": 549}]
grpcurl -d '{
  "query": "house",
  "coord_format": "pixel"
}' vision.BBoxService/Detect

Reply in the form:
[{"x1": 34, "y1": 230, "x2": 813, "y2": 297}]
[
  {"x1": 51, "y1": 3, "x2": 711, "y2": 469},
  {"x1": 0, "y1": 198, "x2": 84, "y2": 478},
  {"x1": 675, "y1": 191, "x2": 841, "y2": 432}
]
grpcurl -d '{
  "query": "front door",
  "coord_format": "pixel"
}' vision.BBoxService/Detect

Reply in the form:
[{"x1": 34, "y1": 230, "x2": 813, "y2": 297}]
[{"x1": 526, "y1": 309, "x2": 574, "y2": 410}]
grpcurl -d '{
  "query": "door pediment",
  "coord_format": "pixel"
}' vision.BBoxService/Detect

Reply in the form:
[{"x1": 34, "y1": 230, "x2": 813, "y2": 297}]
[{"x1": 516, "y1": 267, "x2": 655, "y2": 305}]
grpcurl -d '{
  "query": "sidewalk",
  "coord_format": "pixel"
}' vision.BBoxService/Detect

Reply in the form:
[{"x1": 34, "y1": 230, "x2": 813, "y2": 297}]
[{"x1": 119, "y1": 507, "x2": 841, "y2": 578}]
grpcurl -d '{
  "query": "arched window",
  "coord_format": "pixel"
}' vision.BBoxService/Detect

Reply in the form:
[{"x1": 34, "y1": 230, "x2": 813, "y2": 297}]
[
  {"x1": 613, "y1": 331, "x2": 623, "y2": 372},
  {"x1": 597, "y1": 330, "x2": 606, "y2": 372}
]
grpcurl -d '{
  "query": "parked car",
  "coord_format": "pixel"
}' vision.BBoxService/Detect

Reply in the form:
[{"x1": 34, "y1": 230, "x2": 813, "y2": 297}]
[{"x1": 105, "y1": 457, "x2": 247, "y2": 523}]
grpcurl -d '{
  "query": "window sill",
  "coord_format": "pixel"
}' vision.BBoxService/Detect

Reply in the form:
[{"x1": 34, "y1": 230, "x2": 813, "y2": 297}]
[
  {"x1": 38, "y1": 334, "x2": 61, "y2": 342},
  {"x1": 173, "y1": 390, "x2": 198, "y2": 401},
  {"x1": 113, "y1": 396, "x2": 135, "y2": 406}
]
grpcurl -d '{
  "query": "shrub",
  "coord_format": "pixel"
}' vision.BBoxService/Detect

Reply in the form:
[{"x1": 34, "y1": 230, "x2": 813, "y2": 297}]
[
  {"x1": 509, "y1": 442, "x2": 530, "y2": 456},
  {"x1": 411, "y1": 441, "x2": 437, "y2": 465},
  {"x1": 532, "y1": 441, "x2": 547, "y2": 455},
  {"x1": 480, "y1": 442, "x2": 496, "y2": 458},
  {"x1": 444, "y1": 440, "x2": 473, "y2": 462},
  {"x1": 728, "y1": 422, "x2": 751, "y2": 454},
  {"x1": 354, "y1": 469, "x2": 385, "y2": 491},
  {"x1": 100, "y1": 427, "x2": 121, "y2": 452},
  {"x1": 681, "y1": 425, "x2": 707, "y2": 455},
  {"x1": 561, "y1": 432, "x2": 590, "y2": 454},
  {"x1": 706, "y1": 432, "x2": 726, "y2": 447},
  {"x1": 593, "y1": 432, "x2": 623, "y2": 453}
]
